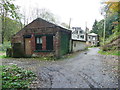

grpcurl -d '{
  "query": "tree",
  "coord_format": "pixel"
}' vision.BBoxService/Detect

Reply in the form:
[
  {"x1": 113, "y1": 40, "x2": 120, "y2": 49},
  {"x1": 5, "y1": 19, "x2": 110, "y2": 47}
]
[
  {"x1": 91, "y1": 19, "x2": 104, "y2": 37},
  {"x1": 91, "y1": 20, "x2": 98, "y2": 34},
  {"x1": 0, "y1": 0, "x2": 20, "y2": 44},
  {"x1": 61, "y1": 23, "x2": 69, "y2": 29},
  {"x1": 100, "y1": 0, "x2": 119, "y2": 39},
  {"x1": 31, "y1": 8, "x2": 59, "y2": 24},
  {"x1": 102, "y1": 0, "x2": 120, "y2": 32},
  {"x1": 3, "y1": 17, "x2": 21, "y2": 42},
  {"x1": 97, "y1": 19, "x2": 104, "y2": 37},
  {"x1": 105, "y1": 1, "x2": 119, "y2": 13},
  {"x1": 105, "y1": 13, "x2": 118, "y2": 36},
  {"x1": 91, "y1": 13, "x2": 118, "y2": 38}
]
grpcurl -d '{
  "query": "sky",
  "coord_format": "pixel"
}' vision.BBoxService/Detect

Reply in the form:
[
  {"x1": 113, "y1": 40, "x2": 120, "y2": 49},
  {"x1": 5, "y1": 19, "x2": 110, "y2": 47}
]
[{"x1": 13, "y1": 0, "x2": 104, "y2": 30}]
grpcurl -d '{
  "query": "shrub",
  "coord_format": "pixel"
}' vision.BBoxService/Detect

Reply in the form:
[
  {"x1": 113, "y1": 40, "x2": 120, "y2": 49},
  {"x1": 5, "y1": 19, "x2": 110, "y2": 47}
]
[
  {"x1": 6, "y1": 48, "x2": 13, "y2": 57},
  {"x1": 1, "y1": 65, "x2": 36, "y2": 88},
  {"x1": 0, "y1": 42, "x2": 11, "y2": 51}
]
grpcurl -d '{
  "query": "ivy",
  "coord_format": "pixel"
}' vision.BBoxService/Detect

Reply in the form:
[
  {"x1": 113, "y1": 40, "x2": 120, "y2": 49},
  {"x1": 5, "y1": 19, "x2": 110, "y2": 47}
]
[{"x1": 1, "y1": 65, "x2": 36, "y2": 88}]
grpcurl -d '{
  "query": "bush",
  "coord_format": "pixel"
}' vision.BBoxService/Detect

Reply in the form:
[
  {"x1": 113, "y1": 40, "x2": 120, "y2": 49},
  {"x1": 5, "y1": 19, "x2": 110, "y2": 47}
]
[
  {"x1": 0, "y1": 42, "x2": 11, "y2": 51},
  {"x1": 6, "y1": 48, "x2": 13, "y2": 57},
  {"x1": 98, "y1": 50, "x2": 120, "y2": 56},
  {"x1": 1, "y1": 65, "x2": 36, "y2": 88}
]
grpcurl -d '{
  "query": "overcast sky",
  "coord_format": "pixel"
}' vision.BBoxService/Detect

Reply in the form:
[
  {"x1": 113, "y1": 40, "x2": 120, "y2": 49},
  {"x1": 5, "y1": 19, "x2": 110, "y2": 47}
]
[{"x1": 14, "y1": 0, "x2": 104, "y2": 30}]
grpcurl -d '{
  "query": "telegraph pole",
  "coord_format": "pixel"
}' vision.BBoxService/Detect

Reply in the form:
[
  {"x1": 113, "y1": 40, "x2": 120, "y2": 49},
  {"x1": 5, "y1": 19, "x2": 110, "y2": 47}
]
[
  {"x1": 103, "y1": 14, "x2": 106, "y2": 45},
  {"x1": 0, "y1": 17, "x2": 2, "y2": 44},
  {"x1": 103, "y1": 3, "x2": 111, "y2": 45},
  {"x1": 68, "y1": 18, "x2": 71, "y2": 29}
]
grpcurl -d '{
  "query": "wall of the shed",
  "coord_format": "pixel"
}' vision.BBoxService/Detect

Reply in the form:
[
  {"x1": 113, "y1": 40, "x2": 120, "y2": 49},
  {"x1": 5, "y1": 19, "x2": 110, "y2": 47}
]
[{"x1": 60, "y1": 31, "x2": 70, "y2": 56}]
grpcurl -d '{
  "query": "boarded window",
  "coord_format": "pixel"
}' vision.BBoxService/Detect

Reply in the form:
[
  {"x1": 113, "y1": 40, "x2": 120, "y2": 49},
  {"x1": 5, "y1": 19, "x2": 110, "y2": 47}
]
[
  {"x1": 36, "y1": 37, "x2": 42, "y2": 50},
  {"x1": 35, "y1": 35, "x2": 54, "y2": 51},
  {"x1": 46, "y1": 35, "x2": 53, "y2": 50}
]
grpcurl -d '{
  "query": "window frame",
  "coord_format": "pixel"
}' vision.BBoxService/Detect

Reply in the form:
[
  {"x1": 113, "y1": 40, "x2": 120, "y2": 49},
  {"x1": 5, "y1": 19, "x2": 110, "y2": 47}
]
[
  {"x1": 35, "y1": 36, "x2": 42, "y2": 50},
  {"x1": 80, "y1": 35, "x2": 84, "y2": 39},
  {"x1": 34, "y1": 34, "x2": 55, "y2": 52}
]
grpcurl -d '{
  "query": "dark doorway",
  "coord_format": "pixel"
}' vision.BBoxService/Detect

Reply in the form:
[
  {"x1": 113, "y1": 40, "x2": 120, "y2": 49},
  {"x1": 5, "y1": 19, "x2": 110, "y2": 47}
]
[{"x1": 46, "y1": 35, "x2": 53, "y2": 50}]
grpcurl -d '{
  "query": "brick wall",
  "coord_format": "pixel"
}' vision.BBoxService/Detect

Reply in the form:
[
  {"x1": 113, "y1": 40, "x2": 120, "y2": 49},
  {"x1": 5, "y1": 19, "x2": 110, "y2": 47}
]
[
  {"x1": 12, "y1": 18, "x2": 71, "y2": 57},
  {"x1": 42, "y1": 36, "x2": 46, "y2": 50}
]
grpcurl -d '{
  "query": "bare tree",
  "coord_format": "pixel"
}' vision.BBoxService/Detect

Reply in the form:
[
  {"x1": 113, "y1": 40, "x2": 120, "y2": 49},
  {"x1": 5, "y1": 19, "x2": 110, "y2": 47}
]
[
  {"x1": 31, "y1": 8, "x2": 59, "y2": 24},
  {"x1": 61, "y1": 22, "x2": 69, "y2": 29}
]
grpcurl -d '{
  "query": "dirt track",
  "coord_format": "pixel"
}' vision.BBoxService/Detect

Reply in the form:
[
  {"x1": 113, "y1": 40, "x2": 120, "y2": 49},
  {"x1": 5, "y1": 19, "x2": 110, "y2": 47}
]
[{"x1": 2, "y1": 47, "x2": 118, "y2": 88}]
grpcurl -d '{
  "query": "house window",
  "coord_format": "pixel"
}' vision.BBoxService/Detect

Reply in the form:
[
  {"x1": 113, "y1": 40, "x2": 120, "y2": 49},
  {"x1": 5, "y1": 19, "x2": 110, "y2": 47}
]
[
  {"x1": 89, "y1": 36, "x2": 91, "y2": 39},
  {"x1": 80, "y1": 35, "x2": 84, "y2": 39},
  {"x1": 75, "y1": 30, "x2": 78, "y2": 34},
  {"x1": 79, "y1": 31, "x2": 83, "y2": 34},
  {"x1": 92, "y1": 37, "x2": 96, "y2": 40},
  {"x1": 36, "y1": 37, "x2": 42, "y2": 44},
  {"x1": 35, "y1": 35, "x2": 54, "y2": 51},
  {"x1": 36, "y1": 37, "x2": 42, "y2": 50}
]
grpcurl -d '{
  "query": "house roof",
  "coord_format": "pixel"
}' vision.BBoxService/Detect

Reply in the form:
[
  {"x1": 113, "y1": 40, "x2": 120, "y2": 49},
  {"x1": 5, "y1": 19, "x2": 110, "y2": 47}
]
[
  {"x1": 13, "y1": 18, "x2": 71, "y2": 37},
  {"x1": 35, "y1": 18, "x2": 71, "y2": 32},
  {"x1": 88, "y1": 33, "x2": 97, "y2": 36}
]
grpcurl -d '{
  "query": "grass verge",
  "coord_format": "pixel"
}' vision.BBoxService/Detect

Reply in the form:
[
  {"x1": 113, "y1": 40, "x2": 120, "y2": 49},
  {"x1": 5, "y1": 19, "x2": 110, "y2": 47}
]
[
  {"x1": 98, "y1": 50, "x2": 120, "y2": 56},
  {"x1": 0, "y1": 55, "x2": 8, "y2": 58},
  {"x1": 0, "y1": 51, "x2": 5, "y2": 53}
]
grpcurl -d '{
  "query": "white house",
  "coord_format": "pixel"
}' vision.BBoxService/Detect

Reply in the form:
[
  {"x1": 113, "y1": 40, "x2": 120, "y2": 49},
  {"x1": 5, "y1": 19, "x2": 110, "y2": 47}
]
[
  {"x1": 86, "y1": 33, "x2": 99, "y2": 46},
  {"x1": 71, "y1": 27, "x2": 87, "y2": 52},
  {"x1": 71, "y1": 27, "x2": 86, "y2": 41}
]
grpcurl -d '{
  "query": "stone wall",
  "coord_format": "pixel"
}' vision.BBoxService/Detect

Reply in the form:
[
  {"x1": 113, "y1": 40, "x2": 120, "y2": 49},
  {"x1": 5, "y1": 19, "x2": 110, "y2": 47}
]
[{"x1": 72, "y1": 40, "x2": 87, "y2": 52}]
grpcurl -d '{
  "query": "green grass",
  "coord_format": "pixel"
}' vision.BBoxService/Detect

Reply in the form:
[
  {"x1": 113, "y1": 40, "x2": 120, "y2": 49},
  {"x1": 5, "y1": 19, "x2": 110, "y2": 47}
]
[
  {"x1": 0, "y1": 51, "x2": 5, "y2": 53},
  {"x1": 98, "y1": 50, "x2": 120, "y2": 56},
  {"x1": 0, "y1": 55, "x2": 8, "y2": 58},
  {"x1": 0, "y1": 51, "x2": 6, "y2": 58},
  {"x1": 1, "y1": 65, "x2": 36, "y2": 88}
]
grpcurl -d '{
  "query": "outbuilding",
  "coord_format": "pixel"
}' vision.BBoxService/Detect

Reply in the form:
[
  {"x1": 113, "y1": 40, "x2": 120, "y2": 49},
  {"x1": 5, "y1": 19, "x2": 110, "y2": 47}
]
[{"x1": 11, "y1": 18, "x2": 71, "y2": 58}]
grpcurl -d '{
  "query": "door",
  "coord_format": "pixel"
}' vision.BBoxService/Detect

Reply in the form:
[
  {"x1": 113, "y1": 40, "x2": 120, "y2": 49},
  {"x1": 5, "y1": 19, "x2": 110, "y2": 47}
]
[
  {"x1": 46, "y1": 36, "x2": 53, "y2": 50},
  {"x1": 25, "y1": 38, "x2": 32, "y2": 55}
]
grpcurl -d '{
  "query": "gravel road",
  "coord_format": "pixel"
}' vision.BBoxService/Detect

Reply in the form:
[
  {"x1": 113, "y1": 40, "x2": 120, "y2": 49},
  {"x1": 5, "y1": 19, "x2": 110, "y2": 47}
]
[{"x1": 2, "y1": 47, "x2": 119, "y2": 88}]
